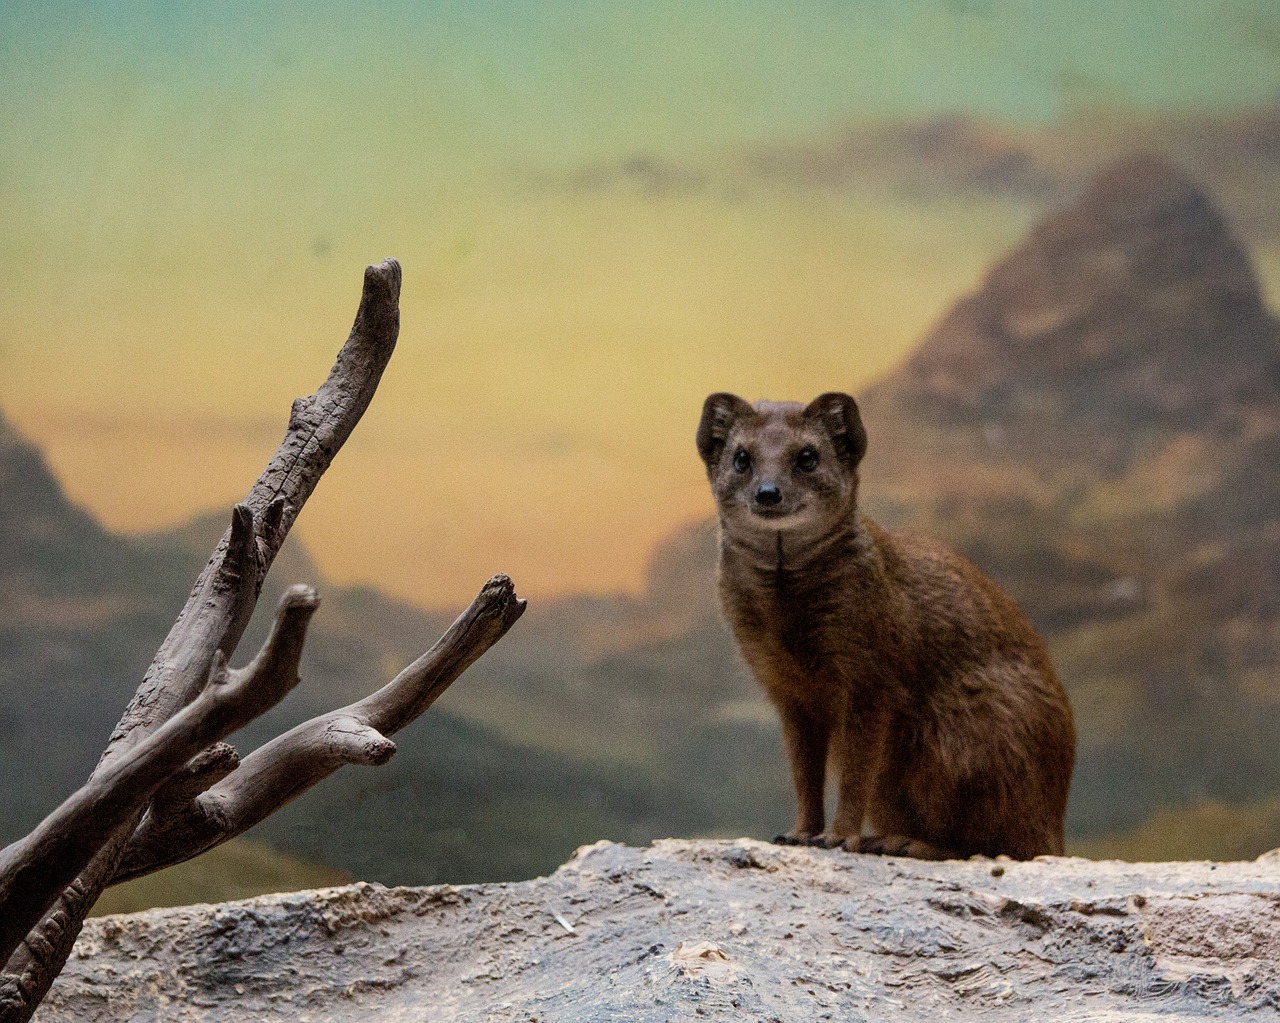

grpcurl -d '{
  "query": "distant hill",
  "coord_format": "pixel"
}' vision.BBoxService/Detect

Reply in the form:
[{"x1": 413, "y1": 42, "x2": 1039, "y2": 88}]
[
  {"x1": 1072, "y1": 793, "x2": 1280, "y2": 863},
  {"x1": 90, "y1": 839, "x2": 350, "y2": 916}
]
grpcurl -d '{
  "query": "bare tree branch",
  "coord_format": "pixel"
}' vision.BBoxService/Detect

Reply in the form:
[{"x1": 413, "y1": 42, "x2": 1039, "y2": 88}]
[
  {"x1": 0, "y1": 587, "x2": 318, "y2": 964},
  {"x1": 0, "y1": 258, "x2": 403, "y2": 1023},
  {"x1": 112, "y1": 575, "x2": 526, "y2": 884},
  {"x1": 105, "y1": 258, "x2": 403, "y2": 764},
  {"x1": 149, "y1": 743, "x2": 241, "y2": 815}
]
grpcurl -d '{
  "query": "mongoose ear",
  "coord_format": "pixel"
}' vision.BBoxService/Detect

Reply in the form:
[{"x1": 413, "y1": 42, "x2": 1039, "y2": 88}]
[
  {"x1": 697, "y1": 393, "x2": 754, "y2": 468},
  {"x1": 804, "y1": 392, "x2": 868, "y2": 467}
]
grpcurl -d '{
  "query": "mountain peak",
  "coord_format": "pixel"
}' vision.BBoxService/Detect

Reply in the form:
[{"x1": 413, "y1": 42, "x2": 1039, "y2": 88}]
[
  {"x1": 875, "y1": 158, "x2": 1279, "y2": 439},
  {"x1": 998, "y1": 155, "x2": 1262, "y2": 316},
  {"x1": 1081, "y1": 155, "x2": 1214, "y2": 228},
  {"x1": 0, "y1": 407, "x2": 127, "y2": 591}
]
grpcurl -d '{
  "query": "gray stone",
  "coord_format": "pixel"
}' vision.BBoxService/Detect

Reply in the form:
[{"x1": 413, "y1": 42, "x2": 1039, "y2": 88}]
[{"x1": 37, "y1": 839, "x2": 1280, "y2": 1021}]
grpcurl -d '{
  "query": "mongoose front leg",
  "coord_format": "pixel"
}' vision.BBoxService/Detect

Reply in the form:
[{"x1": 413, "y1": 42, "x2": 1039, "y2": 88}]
[
  {"x1": 823, "y1": 699, "x2": 888, "y2": 848},
  {"x1": 773, "y1": 705, "x2": 829, "y2": 844}
]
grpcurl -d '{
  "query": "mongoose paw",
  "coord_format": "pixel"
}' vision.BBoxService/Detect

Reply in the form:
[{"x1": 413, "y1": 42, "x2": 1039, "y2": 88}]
[
  {"x1": 772, "y1": 831, "x2": 819, "y2": 846},
  {"x1": 852, "y1": 834, "x2": 952, "y2": 860},
  {"x1": 811, "y1": 832, "x2": 848, "y2": 849},
  {"x1": 855, "y1": 834, "x2": 913, "y2": 856}
]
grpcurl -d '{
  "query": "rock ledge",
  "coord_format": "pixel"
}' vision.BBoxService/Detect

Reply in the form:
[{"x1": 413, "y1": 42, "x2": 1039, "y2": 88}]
[{"x1": 38, "y1": 839, "x2": 1280, "y2": 1021}]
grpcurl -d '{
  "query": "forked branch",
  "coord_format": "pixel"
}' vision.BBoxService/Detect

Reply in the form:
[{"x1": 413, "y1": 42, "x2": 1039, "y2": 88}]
[
  {"x1": 0, "y1": 587, "x2": 319, "y2": 965},
  {"x1": 114, "y1": 575, "x2": 526, "y2": 882},
  {"x1": 103, "y1": 258, "x2": 404, "y2": 764}
]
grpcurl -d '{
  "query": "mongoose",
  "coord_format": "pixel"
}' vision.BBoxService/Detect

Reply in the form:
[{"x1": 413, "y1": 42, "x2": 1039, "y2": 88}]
[{"x1": 697, "y1": 392, "x2": 1075, "y2": 860}]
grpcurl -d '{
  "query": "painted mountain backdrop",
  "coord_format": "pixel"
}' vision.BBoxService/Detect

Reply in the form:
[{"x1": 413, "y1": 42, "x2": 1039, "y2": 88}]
[
  {"x1": 859, "y1": 157, "x2": 1280, "y2": 835},
  {"x1": 3, "y1": 157, "x2": 1278, "y2": 896}
]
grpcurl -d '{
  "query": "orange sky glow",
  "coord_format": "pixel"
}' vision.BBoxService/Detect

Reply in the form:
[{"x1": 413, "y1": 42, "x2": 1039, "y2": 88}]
[{"x1": 6, "y1": 186, "x2": 1038, "y2": 607}]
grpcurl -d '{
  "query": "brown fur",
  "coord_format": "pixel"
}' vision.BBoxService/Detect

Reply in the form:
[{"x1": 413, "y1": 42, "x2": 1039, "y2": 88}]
[{"x1": 697, "y1": 392, "x2": 1075, "y2": 860}]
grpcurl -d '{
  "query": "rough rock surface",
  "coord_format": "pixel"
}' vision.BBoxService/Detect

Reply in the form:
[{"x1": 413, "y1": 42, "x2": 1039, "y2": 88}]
[{"x1": 37, "y1": 839, "x2": 1280, "y2": 1021}]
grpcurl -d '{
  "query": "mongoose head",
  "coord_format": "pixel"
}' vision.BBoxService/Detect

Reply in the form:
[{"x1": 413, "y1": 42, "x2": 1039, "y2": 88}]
[{"x1": 696, "y1": 392, "x2": 867, "y2": 538}]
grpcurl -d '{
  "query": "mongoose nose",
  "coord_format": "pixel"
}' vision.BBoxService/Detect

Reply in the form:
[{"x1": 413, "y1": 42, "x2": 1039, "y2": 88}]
[{"x1": 755, "y1": 483, "x2": 782, "y2": 507}]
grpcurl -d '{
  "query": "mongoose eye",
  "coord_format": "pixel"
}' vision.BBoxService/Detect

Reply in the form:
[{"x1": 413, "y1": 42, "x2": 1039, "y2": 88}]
[
  {"x1": 795, "y1": 446, "x2": 819, "y2": 472},
  {"x1": 733, "y1": 448, "x2": 752, "y2": 473}
]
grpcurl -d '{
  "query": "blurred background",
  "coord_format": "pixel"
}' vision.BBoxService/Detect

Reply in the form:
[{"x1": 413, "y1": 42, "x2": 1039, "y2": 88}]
[{"x1": 2, "y1": 0, "x2": 1279, "y2": 912}]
